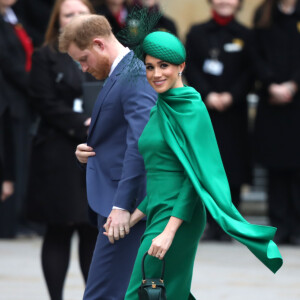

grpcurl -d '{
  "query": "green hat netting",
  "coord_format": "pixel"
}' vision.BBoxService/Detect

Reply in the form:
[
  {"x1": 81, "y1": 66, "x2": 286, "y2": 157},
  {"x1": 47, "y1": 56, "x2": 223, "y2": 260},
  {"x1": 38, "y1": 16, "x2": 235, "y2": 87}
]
[{"x1": 142, "y1": 31, "x2": 186, "y2": 65}]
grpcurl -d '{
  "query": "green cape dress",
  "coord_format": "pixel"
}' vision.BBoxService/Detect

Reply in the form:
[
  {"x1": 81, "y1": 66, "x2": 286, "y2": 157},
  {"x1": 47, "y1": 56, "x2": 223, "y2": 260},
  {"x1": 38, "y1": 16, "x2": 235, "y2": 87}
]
[{"x1": 125, "y1": 86, "x2": 282, "y2": 300}]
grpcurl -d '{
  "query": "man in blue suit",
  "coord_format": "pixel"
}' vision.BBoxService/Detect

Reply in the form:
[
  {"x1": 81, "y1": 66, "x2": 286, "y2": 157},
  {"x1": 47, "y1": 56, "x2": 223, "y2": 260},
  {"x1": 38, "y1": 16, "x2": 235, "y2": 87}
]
[{"x1": 59, "y1": 15, "x2": 156, "y2": 299}]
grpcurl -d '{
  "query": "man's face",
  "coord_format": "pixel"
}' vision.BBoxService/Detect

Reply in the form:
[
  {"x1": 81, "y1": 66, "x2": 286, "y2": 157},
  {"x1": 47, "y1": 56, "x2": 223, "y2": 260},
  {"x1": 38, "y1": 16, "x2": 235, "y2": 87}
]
[{"x1": 68, "y1": 41, "x2": 111, "y2": 80}]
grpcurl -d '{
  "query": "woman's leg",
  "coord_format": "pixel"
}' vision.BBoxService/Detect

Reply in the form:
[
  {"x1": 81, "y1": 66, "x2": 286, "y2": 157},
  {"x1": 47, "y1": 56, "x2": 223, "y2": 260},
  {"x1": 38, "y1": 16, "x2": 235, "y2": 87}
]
[
  {"x1": 76, "y1": 223, "x2": 98, "y2": 282},
  {"x1": 41, "y1": 224, "x2": 74, "y2": 300}
]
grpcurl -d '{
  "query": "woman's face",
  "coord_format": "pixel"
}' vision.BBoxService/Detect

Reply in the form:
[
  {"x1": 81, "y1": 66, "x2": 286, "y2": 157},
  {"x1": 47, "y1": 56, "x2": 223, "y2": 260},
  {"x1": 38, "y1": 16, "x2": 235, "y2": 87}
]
[
  {"x1": 59, "y1": 0, "x2": 90, "y2": 29},
  {"x1": 210, "y1": 0, "x2": 240, "y2": 17},
  {"x1": 145, "y1": 55, "x2": 185, "y2": 94},
  {"x1": 0, "y1": 0, "x2": 17, "y2": 11}
]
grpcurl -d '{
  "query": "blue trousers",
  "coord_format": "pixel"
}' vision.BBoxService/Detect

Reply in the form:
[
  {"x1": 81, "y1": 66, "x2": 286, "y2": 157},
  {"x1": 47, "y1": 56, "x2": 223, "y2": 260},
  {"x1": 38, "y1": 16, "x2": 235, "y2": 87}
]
[{"x1": 83, "y1": 214, "x2": 145, "y2": 300}]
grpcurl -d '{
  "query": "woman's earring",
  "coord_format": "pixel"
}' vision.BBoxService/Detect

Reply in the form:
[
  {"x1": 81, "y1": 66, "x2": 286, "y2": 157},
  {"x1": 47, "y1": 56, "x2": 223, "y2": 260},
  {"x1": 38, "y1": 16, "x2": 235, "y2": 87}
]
[{"x1": 178, "y1": 72, "x2": 182, "y2": 76}]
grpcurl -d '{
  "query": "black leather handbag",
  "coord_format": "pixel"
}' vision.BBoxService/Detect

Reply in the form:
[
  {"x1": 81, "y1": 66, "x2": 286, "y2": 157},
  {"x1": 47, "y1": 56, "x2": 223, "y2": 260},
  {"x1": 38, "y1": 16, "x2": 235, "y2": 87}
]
[{"x1": 138, "y1": 252, "x2": 167, "y2": 300}]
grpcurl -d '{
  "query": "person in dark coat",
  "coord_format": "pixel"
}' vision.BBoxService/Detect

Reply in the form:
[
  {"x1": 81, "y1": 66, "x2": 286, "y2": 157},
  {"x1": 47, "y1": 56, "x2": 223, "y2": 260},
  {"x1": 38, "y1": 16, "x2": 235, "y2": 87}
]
[
  {"x1": 185, "y1": 0, "x2": 253, "y2": 241},
  {"x1": 0, "y1": 72, "x2": 15, "y2": 205},
  {"x1": 0, "y1": 112, "x2": 15, "y2": 208},
  {"x1": 92, "y1": 0, "x2": 129, "y2": 35},
  {"x1": 0, "y1": 116, "x2": 14, "y2": 203},
  {"x1": 252, "y1": 0, "x2": 300, "y2": 245},
  {"x1": 0, "y1": 0, "x2": 33, "y2": 238},
  {"x1": 12, "y1": 0, "x2": 55, "y2": 47},
  {"x1": 130, "y1": 0, "x2": 178, "y2": 35},
  {"x1": 26, "y1": 1, "x2": 98, "y2": 299}
]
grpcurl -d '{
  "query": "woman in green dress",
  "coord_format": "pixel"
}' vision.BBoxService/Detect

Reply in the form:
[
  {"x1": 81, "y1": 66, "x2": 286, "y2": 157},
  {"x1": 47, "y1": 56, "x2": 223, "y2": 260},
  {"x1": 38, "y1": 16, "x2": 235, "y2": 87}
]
[{"x1": 119, "y1": 31, "x2": 283, "y2": 299}]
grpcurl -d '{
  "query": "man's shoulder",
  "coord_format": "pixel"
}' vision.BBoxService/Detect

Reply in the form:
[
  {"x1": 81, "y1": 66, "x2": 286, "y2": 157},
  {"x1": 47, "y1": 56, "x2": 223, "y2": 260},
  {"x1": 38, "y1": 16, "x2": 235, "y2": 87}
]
[
  {"x1": 123, "y1": 55, "x2": 146, "y2": 74},
  {"x1": 118, "y1": 57, "x2": 148, "y2": 87}
]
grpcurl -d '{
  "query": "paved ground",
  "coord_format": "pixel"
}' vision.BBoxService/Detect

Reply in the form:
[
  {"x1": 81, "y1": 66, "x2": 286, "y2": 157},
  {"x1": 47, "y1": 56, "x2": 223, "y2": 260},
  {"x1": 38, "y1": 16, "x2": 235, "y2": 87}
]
[{"x1": 0, "y1": 234, "x2": 299, "y2": 300}]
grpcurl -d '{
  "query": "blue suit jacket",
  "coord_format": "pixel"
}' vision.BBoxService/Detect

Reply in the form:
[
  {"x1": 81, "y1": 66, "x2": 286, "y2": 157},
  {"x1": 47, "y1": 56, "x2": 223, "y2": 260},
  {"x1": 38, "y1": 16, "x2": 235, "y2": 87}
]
[{"x1": 86, "y1": 51, "x2": 156, "y2": 217}]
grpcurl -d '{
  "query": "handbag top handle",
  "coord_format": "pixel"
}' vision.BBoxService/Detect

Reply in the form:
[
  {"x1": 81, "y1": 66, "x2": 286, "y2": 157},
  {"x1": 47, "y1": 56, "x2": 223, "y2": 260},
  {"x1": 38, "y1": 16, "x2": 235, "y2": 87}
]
[{"x1": 141, "y1": 252, "x2": 165, "y2": 281}]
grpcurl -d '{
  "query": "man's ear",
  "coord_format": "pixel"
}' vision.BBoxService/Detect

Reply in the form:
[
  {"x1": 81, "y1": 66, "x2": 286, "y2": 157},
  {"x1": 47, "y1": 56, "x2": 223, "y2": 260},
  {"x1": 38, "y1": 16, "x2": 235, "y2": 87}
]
[{"x1": 92, "y1": 38, "x2": 105, "y2": 50}]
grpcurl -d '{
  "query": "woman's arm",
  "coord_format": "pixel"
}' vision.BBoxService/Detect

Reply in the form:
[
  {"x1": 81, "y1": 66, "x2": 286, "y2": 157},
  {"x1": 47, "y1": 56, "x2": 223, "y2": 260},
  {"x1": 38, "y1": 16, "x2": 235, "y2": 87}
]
[
  {"x1": 130, "y1": 208, "x2": 146, "y2": 228},
  {"x1": 148, "y1": 216, "x2": 183, "y2": 260},
  {"x1": 147, "y1": 175, "x2": 198, "y2": 259}
]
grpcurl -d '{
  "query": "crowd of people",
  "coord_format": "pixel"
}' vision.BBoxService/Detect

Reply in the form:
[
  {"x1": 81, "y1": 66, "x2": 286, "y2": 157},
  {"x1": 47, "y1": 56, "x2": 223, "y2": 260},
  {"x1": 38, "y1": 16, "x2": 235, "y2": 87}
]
[{"x1": 0, "y1": 0, "x2": 298, "y2": 299}]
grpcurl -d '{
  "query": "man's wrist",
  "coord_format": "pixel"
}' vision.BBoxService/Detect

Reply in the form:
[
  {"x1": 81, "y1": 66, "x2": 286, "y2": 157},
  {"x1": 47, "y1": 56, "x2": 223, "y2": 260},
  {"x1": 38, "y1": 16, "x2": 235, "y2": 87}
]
[{"x1": 112, "y1": 206, "x2": 126, "y2": 211}]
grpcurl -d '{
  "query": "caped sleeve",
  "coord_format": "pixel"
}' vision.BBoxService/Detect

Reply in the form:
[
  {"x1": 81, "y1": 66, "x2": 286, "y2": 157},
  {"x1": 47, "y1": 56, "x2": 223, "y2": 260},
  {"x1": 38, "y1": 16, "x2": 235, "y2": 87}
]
[{"x1": 157, "y1": 87, "x2": 283, "y2": 274}]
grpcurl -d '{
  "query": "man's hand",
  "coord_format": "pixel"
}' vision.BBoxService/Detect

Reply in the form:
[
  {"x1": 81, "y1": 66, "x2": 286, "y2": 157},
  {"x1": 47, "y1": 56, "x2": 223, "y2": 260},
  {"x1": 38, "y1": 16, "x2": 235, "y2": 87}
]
[
  {"x1": 103, "y1": 209, "x2": 130, "y2": 244},
  {"x1": 1, "y1": 181, "x2": 14, "y2": 202},
  {"x1": 75, "y1": 143, "x2": 96, "y2": 164}
]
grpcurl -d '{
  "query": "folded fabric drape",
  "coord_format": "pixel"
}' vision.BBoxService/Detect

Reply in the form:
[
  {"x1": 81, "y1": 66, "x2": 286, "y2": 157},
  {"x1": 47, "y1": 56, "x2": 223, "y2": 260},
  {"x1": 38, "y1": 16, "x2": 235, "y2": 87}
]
[{"x1": 157, "y1": 85, "x2": 283, "y2": 274}]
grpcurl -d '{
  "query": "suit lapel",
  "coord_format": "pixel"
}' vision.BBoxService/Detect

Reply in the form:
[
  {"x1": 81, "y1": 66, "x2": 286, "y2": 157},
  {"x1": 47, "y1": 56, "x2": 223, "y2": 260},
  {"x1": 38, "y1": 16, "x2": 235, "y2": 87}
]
[{"x1": 87, "y1": 51, "x2": 134, "y2": 140}]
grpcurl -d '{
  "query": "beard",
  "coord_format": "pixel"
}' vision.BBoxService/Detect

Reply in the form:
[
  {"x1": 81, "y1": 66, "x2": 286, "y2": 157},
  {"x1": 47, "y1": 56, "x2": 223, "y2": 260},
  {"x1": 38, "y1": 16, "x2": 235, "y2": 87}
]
[{"x1": 89, "y1": 54, "x2": 111, "y2": 80}]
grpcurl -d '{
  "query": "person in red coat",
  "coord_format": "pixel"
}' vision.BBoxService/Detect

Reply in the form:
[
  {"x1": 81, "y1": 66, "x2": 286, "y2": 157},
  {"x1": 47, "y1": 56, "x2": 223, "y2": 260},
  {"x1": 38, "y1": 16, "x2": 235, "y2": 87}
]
[{"x1": 0, "y1": 0, "x2": 33, "y2": 238}]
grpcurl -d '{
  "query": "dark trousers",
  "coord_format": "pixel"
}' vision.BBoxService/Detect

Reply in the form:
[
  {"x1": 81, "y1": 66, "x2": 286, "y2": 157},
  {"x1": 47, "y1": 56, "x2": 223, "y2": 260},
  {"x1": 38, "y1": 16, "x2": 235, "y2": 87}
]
[
  {"x1": 83, "y1": 214, "x2": 146, "y2": 300},
  {"x1": 268, "y1": 169, "x2": 300, "y2": 240}
]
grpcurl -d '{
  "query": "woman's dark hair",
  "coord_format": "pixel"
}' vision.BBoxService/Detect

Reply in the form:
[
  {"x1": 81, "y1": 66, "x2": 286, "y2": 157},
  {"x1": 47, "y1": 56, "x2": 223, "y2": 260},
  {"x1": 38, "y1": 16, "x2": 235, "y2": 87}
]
[{"x1": 253, "y1": 0, "x2": 278, "y2": 29}]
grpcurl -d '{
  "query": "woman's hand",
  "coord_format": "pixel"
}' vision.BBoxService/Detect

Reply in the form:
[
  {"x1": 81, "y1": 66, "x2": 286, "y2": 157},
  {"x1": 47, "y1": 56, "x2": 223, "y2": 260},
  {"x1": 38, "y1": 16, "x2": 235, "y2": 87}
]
[
  {"x1": 148, "y1": 216, "x2": 183, "y2": 260},
  {"x1": 148, "y1": 231, "x2": 175, "y2": 260}
]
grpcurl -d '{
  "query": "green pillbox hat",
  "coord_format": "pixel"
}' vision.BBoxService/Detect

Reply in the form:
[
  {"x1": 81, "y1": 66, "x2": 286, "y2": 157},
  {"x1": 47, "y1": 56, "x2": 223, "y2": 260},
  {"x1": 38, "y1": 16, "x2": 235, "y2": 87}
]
[{"x1": 142, "y1": 31, "x2": 186, "y2": 65}]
